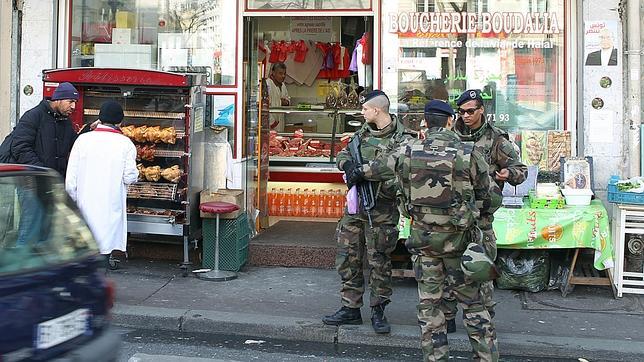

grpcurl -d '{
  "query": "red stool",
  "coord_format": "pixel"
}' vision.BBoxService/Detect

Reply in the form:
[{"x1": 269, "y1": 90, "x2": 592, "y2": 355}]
[{"x1": 198, "y1": 201, "x2": 240, "y2": 281}]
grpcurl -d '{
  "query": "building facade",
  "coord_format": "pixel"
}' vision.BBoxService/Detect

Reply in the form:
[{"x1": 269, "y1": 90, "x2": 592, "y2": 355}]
[{"x1": 2, "y1": 0, "x2": 643, "y2": 222}]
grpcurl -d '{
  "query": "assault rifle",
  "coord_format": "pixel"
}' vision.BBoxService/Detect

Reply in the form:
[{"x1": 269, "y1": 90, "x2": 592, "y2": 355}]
[{"x1": 348, "y1": 135, "x2": 376, "y2": 227}]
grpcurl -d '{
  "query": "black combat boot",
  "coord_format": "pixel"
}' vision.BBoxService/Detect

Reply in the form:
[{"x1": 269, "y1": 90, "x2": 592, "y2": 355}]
[
  {"x1": 322, "y1": 306, "x2": 362, "y2": 325},
  {"x1": 371, "y1": 304, "x2": 391, "y2": 334},
  {"x1": 446, "y1": 319, "x2": 456, "y2": 333}
]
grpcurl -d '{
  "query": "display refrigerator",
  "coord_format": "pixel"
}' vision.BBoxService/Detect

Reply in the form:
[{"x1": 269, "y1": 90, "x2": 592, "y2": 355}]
[{"x1": 42, "y1": 68, "x2": 206, "y2": 274}]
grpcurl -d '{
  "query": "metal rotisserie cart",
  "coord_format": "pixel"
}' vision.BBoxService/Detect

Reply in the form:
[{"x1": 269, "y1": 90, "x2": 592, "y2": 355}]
[{"x1": 43, "y1": 68, "x2": 206, "y2": 274}]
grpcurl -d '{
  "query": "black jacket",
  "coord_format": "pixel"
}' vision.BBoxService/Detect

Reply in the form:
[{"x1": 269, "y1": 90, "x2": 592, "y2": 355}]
[{"x1": 10, "y1": 100, "x2": 78, "y2": 176}]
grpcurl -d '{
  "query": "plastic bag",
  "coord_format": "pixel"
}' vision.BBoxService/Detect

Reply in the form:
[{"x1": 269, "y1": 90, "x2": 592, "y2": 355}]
[
  {"x1": 495, "y1": 249, "x2": 550, "y2": 292},
  {"x1": 346, "y1": 185, "x2": 359, "y2": 214}
]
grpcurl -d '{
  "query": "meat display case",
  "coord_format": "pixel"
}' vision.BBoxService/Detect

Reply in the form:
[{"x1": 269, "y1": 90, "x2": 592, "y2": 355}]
[
  {"x1": 42, "y1": 68, "x2": 206, "y2": 273},
  {"x1": 267, "y1": 108, "x2": 363, "y2": 183}
]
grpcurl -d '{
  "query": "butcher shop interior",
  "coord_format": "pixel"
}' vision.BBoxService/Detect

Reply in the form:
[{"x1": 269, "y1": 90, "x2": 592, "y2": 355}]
[{"x1": 240, "y1": 14, "x2": 375, "y2": 265}]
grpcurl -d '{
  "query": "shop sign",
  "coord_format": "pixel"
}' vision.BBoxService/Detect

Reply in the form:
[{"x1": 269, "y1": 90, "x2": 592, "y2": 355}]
[
  {"x1": 388, "y1": 12, "x2": 562, "y2": 36},
  {"x1": 290, "y1": 16, "x2": 333, "y2": 42}
]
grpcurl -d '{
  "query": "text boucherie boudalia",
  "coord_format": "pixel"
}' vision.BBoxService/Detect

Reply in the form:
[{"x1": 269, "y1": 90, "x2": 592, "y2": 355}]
[{"x1": 388, "y1": 12, "x2": 562, "y2": 35}]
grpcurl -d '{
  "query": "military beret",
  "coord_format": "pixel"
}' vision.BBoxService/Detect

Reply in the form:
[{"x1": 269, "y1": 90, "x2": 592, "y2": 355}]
[
  {"x1": 456, "y1": 89, "x2": 483, "y2": 106},
  {"x1": 359, "y1": 89, "x2": 389, "y2": 104},
  {"x1": 424, "y1": 99, "x2": 455, "y2": 117}
]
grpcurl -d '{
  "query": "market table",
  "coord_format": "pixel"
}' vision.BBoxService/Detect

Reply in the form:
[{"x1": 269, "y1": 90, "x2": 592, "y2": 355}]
[{"x1": 493, "y1": 200, "x2": 615, "y2": 296}]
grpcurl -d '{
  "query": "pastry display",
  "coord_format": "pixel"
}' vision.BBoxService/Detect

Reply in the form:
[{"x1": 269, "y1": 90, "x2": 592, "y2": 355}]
[
  {"x1": 546, "y1": 131, "x2": 571, "y2": 172},
  {"x1": 521, "y1": 131, "x2": 547, "y2": 170}
]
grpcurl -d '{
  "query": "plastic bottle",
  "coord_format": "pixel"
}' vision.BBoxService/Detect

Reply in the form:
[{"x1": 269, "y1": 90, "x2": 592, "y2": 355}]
[
  {"x1": 302, "y1": 188, "x2": 311, "y2": 217},
  {"x1": 277, "y1": 188, "x2": 286, "y2": 216},
  {"x1": 293, "y1": 188, "x2": 302, "y2": 217},
  {"x1": 318, "y1": 190, "x2": 326, "y2": 217},
  {"x1": 334, "y1": 189, "x2": 343, "y2": 217},
  {"x1": 285, "y1": 188, "x2": 294, "y2": 216},
  {"x1": 310, "y1": 189, "x2": 318, "y2": 217},
  {"x1": 326, "y1": 189, "x2": 335, "y2": 218},
  {"x1": 269, "y1": 188, "x2": 276, "y2": 216}
]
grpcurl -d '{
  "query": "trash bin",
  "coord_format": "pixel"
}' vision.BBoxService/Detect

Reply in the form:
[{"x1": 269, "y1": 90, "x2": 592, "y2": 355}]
[{"x1": 202, "y1": 213, "x2": 250, "y2": 272}]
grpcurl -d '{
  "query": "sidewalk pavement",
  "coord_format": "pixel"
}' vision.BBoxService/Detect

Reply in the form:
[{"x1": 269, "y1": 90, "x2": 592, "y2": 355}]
[{"x1": 109, "y1": 259, "x2": 644, "y2": 361}]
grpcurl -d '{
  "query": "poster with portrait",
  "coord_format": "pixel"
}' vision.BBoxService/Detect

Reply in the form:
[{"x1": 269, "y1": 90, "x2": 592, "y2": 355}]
[
  {"x1": 583, "y1": 20, "x2": 622, "y2": 151},
  {"x1": 584, "y1": 21, "x2": 619, "y2": 67}
]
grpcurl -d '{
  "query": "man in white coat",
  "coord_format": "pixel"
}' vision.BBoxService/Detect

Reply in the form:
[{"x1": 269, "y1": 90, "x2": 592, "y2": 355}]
[{"x1": 66, "y1": 100, "x2": 138, "y2": 263}]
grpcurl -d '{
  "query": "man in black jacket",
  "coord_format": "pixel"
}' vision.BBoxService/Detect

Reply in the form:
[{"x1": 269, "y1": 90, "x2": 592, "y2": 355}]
[{"x1": 10, "y1": 82, "x2": 79, "y2": 176}]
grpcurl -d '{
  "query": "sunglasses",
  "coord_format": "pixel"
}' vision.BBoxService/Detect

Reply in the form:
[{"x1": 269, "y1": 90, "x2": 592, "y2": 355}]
[{"x1": 457, "y1": 106, "x2": 480, "y2": 115}]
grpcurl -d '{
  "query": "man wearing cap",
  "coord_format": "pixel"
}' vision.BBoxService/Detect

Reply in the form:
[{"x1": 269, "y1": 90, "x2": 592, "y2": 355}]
[
  {"x1": 442, "y1": 89, "x2": 527, "y2": 330},
  {"x1": 10, "y1": 82, "x2": 79, "y2": 176},
  {"x1": 66, "y1": 100, "x2": 138, "y2": 264},
  {"x1": 363, "y1": 99, "x2": 498, "y2": 361},
  {"x1": 322, "y1": 89, "x2": 414, "y2": 334}
]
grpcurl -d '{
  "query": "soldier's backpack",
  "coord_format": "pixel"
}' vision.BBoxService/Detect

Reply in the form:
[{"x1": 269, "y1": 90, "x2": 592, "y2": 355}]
[{"x1": 398, "y1": 135, "x2": 477, "y2": 229}]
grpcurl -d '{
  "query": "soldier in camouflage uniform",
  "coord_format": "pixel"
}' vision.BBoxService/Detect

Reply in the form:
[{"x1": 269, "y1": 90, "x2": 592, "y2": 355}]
[
  {"x1": 441, "y1": 90, "x2": 528, "y2": 331},
  {"x1": 365, "y1": 100, "x2": 498, "y2": 361},
  {"x1": 322, "y1": 90, "x2": 415, "y2": 334}
]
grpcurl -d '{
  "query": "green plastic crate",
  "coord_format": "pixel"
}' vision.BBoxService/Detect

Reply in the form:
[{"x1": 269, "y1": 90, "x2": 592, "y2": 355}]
[
  {"x1": 528, "y1": 191, "x2": 565, "y2": 209},
  {"x1": 203, "y1": 213, "x2": 250, "y2": 272}
]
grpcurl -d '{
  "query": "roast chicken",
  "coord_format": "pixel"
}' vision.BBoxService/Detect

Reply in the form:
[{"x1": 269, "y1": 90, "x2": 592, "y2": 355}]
[
  {"x1": 142, "y1": 165, "x2": 161, "y2": 182},
  {"x1": 161, "y1": 165, "x2": 182, "y2": 183}
]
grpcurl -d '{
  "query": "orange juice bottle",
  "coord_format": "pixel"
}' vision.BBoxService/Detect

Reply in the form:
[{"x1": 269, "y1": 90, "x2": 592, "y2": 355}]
[
  {"x1": 310, "y1": 189, "x2": 318, "y2": 217},
  {"x1": 294, "y1": 188, "x2": 302, "y2": 217},
  {"x1": 302, "y1": 188, "x2": 311, "y2": 217},
  {"x1": 285, "y1": 188, "x2": 294, "y2": 216},
  {"x1": 277, "y1": 188, "x2": 286, "y2": 216},
  {"x1": 326, "y1": 190, "x2": 335, "y2": 217},
  {"x1": 318, "y1": 190, "x2": 326, "y2": 217},
  {"x1": 268, "y1": 188, "x2": 276, "y2": 216},
  {"x1": 334, "y1": 189, "x2": 343, "y2": 217}
]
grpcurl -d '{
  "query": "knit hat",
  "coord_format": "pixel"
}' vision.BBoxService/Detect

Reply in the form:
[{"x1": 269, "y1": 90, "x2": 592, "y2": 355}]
[
  {"x1": 99, "y1": 100, "x2": 124, "y2": 124},
  {"x1": 51, "y1": 82, "x2": 79, "y2": 101}
]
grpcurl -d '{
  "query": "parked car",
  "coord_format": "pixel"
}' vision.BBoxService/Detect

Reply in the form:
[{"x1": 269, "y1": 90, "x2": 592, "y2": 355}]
[{"x1": 0, "y1": 164, "x2": 120, "y2": 361}]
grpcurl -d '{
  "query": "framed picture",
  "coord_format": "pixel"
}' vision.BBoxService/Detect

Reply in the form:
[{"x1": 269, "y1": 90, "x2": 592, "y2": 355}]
[{"x1": 560, "y1": 157, "x2": 594, "y2": 190}]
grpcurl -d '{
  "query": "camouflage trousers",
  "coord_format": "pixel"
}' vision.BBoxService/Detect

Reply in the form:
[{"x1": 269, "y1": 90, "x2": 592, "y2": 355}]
[
  {"x1": 442, "y1": 227, "x2": 497, "y2": 320},
  {"x1": 412, "y1": 254, "x2": 499, "y2": 362},
  {"x1": 335, "y1": 214, "x2": 398, "y2": 308}
]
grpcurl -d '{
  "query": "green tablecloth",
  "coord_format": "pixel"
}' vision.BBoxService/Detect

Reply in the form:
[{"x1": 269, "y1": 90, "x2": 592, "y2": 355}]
[{"x1": 493, "y1": 200, "x2": 613, "y2": 270}]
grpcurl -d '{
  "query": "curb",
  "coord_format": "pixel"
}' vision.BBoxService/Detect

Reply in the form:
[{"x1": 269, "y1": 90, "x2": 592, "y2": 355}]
[{"x1": 113, "y1": 304, "x2": 643, "y2": 361}]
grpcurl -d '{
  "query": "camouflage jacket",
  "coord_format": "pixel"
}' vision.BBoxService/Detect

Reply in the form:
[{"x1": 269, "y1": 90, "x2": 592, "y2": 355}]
[
  {"x1": 454, "y1": 116, "x2": 527, "y2": 189},
  {"x1": 365, "y1": 127, "x2": 492, "y2": 256},
  {"x1": 336, "y1": 117, "x2": 414, "y2": 223}
]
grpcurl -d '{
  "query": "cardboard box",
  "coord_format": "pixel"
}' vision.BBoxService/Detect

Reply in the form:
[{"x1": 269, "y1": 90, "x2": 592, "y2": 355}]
[
  {"x1": 94, "y1": 44, "x2": 152, "y2": 69},
  {"x1": 111, "y1": 28, "x2": 138, "y2": 44},
  {"x1": 116, "y1": 10, "x2": 136, "y2": 28},
  {"x1": 200, "y1": 189, "x2": 244, "y2": 219}
]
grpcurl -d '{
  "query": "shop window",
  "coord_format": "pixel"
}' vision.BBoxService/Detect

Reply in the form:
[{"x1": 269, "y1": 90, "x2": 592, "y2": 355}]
[
  {"x1": 245, "y1": 0, "x2": 372, "y2": 10},
  {"x1": 70, "y1": 0, "x2": 236, "y2": 86},
  {"x1": 382, "y1": 1, "x2": 566, "y2": 134}
]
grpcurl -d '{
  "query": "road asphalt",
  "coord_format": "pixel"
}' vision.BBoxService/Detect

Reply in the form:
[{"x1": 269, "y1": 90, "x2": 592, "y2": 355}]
[{"x1": 109, "y1": 259, "x2": 644, "y2": 361}]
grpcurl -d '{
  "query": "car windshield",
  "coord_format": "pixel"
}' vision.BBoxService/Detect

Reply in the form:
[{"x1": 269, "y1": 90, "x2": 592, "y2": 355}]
[{"x1": 0, "y1": 174, "x2": 98, "y2": 274}]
